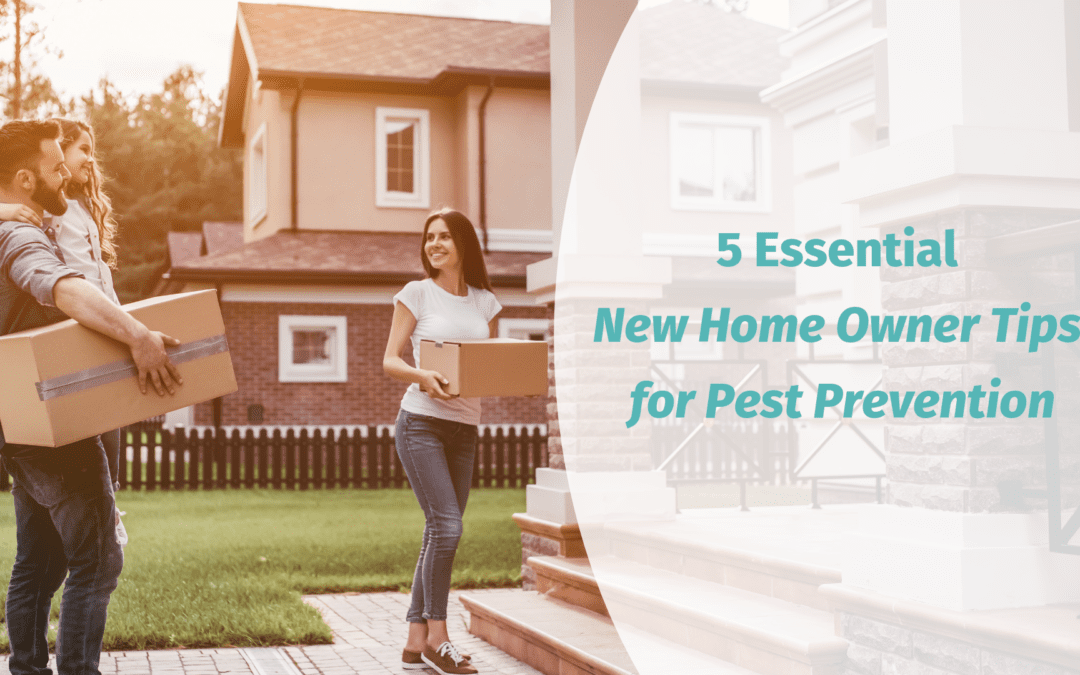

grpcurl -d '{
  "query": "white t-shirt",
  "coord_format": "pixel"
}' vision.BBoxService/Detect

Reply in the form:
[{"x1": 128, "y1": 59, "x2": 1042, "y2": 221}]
[
  {"x1": 394, "y1": 278, "x2": 502, "y2": 425},
  {"x1": 51, "y1": 199, "x2": 119, "y2": 304}
]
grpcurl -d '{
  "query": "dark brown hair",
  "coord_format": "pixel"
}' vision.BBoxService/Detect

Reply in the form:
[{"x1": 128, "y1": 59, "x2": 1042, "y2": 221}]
[
  {"x1": 420, "y1": 208, "x2": 493, "y2": 292},
  {"x1": 0, "y1": 119, "x2": 62, "y2": 185}
]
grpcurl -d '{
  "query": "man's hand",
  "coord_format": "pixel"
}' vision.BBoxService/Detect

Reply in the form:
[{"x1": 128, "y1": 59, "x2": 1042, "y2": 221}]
[{"x1": 130, "y1": 329, "x2": 183, "y2": 396}]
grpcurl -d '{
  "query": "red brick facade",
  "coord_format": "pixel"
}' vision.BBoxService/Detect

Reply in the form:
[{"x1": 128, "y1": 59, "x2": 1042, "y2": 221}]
[{"x1": 195, "y1": 299, "x2": 550, "y2": 426}]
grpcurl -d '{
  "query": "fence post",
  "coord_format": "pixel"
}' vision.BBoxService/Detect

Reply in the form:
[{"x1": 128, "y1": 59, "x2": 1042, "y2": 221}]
[
  {"x1": 118, "y1": 426, "x2": 129, "y2": 491},
  {"x1": 377, "y1": 426, "x2": 392, "y2": 489},
  {"x1": 328, "y1": 428, "x2": 340, "y2": 488},
  {"x1": 257, "y1": 428, "x2": 269, "y2": 489},
  {"x1": 202, "y1": 427, "x2": 214, "y2": 491},
  {"x1": 313, "y1": 428, "x2": 324, "y2": 489},
  {"x1": 132, "y1": 426, "x2": 144, "y2": 492},
  {"x1": 215, "y1": 427, "x2": 229, "y2": 489},
  {"x1": 272, "y1": 428, "x2": 284, "y2": 489},
  {"x1": 243, "y1": 428, "x2": 255, "y2": 489},
  {"x1": 285, "y1": 428, "x2": 296, "y2": 490},
  {"x1": 298, "y1": 428, "x2": 310, "y2": 491}
]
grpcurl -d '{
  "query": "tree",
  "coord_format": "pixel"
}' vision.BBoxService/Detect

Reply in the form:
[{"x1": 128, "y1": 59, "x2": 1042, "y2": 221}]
[
  {"x1": 0, "y1": 0, "x2": 68, "y2": 119},
  {"x1": 85, "y1": 67, "x2": 243, "y2": 301}
]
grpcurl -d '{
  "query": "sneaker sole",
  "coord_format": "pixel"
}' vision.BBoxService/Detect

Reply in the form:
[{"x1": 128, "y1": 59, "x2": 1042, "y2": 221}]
[
  {"x1": 401, "y1": 662, "x2": 428, "y2": 671},
  {"x1": 421, "y1": 654, "x2": 475, "y2": 675}
]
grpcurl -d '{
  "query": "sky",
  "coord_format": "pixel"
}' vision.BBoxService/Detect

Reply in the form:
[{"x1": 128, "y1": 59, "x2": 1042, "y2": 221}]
[{"x1": 37, "y1": 0, "x2": 789, "y2": 100}]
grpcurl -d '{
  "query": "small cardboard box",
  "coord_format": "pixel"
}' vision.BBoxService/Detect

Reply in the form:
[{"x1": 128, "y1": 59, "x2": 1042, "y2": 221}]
[
  {"x1": 419, "y1": 338, "x2": 547, "y2": 397},
  {"x1": 0, "y1": 289, "x2": 237, "y2": 447}
]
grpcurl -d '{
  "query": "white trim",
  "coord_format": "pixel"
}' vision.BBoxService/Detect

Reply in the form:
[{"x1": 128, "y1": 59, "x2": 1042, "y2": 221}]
[
  {"x1": 498, "y1": 318, "x2": 549, "y2": 340},
  {"x1": 485, "y1": 228, "x2": 553, "y2": 253},
  {"x1": 248, "y1": 124, "x2": 268, "y2": 225},
  {"x1": 642, "y1": 233, "x2": 722, "y2": 258},
  {"x1": 375, "y1": 107, "x2": 430, "y2": 209},
  {"x1": 669, "y1": 112, "x2": 772, "y2": 213},
  {"x1": 278, "y1": 315, "x2": 348, "y2": 383}
]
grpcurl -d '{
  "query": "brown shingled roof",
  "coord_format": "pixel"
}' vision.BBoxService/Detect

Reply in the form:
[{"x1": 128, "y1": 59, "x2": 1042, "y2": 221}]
[
  {"x1": 167, "y1": 230, "x2": 545, "y2": 287},
  {"x1": 639, "y1": 1, "x2": 787, "y2": 90},
  {"x1": 202, "y1": 221, "x2": 244, "y2": 256},
  {"x1": 166, "y1": 231, "x2": 204, "y2": 267},
  {"x1": 239, "y1": 3, "x2": 549, "y2": 81}
]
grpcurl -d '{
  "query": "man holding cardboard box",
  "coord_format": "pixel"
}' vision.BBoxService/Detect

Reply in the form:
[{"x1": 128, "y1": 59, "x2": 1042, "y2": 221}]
[{"x1": 0, "y1": 119, "x2": 181, "y2": 675}]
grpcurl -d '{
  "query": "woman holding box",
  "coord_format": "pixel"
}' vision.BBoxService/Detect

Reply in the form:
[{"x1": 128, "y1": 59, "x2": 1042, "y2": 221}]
[
  {"x1": 0, "y1": 118, "x2": 128, "y2": 542},
  {"x1": 383, "y1": 208, "x2": 501, "y2": 675}
]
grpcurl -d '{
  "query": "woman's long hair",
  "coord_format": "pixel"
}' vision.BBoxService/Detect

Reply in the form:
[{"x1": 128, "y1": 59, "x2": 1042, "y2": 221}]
[
  {"x1": 421, "y1": 208, "x2": 493, "y2": 292},
  {"x1": 54, "y1": 118, "x2": 119, "y2": 269}
]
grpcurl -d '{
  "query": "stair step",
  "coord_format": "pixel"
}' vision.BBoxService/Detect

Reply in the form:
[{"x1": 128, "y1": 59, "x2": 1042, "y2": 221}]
[
  {"x1": 591, "y1": 555, "x2": 848, "y2": 675},
  {"x1": 460, "y1": 589, "x2": 636, "y2": 675},
  {"x1": 529, "y1": 555, "x2": 608, "y2": 616},
  {"x1": 617, "y1": 623, "x2": 763, "y2": 675},
  {"x1": 601, "y1": 507, "x2": 854, "y2": 610}
]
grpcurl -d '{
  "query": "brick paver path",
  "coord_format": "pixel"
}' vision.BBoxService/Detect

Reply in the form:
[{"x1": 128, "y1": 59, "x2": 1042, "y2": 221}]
[{"x1": 0, "y1": 590, "x2": 542, "y2": 675}]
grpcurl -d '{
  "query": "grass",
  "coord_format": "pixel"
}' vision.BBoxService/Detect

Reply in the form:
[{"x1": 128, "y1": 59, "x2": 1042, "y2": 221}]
[{"x1": 0, "y1": 488, "x2": 525, "y2": 651}]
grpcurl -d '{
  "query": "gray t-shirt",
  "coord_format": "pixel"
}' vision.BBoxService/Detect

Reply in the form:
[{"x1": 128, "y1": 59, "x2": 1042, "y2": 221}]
[{"x1": 394, "y1": 278, "x2": 502, "y2": 425}]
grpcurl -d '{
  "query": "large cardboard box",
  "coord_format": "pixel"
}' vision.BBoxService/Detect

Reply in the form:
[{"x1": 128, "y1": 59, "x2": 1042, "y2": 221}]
[
  {"x1": 0, "y1": 289, "x2": 237, "y2": 447},
  {"x1": 418, "y1": 338, "x2": 548, "y2": 397}
]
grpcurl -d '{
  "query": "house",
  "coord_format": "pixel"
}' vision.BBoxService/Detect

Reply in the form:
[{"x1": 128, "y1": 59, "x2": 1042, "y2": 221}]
[{"x1": 163, "y1": 1, "x2": 795, "y2": 428}]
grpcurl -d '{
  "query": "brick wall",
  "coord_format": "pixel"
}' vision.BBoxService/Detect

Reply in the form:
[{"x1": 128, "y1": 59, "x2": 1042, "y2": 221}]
[{"x1": 195, "y1": 299, "x2": 550, "y2": 426}]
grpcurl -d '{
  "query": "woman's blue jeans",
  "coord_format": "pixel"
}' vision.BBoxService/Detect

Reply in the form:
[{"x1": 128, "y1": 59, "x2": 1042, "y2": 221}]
[
  {"x1": 395, "y1": 409, "x2": 477, "y2": 623},
  {"x1": 3, "y1": 437, "x2": 124, "y2": 675}
]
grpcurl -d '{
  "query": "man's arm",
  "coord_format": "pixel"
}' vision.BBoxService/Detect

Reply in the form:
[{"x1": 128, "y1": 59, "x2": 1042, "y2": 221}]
[{"x1": 52, "y1": 277, "x2": 183, "y2": 396}]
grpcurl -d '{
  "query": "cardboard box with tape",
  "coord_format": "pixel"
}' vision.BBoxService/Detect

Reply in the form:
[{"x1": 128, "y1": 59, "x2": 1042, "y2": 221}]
[
  {"x1": 0, "y1": 289, "x2": 237, "y2": 447},
  {"x1": 418, "y1": 338, "x2": 547, "y2": 398}
]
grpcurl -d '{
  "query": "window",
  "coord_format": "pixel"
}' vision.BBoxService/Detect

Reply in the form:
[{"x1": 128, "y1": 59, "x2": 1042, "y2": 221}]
[
  {"x1": 376, "y1": 107, "x2": 430, "y2": 209},
  {"x1": 670, "y1": 113, "x2": 770, "y2": 212},
  {"x1": 249, "y1": 124, "x2": 268, "y2": 224},
  {"x1": 278, "y1": 315, "x2": 348, "y2": 382},
  {"x1": 498, "y1": 318, "x2": 549, "y2": 342}
]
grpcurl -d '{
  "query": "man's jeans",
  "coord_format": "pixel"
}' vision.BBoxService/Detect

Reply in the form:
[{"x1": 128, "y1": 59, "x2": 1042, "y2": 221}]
[
  {"x1": 395, "y1": 410, "x2": 477, "y2": 623},
  {"x1": 4, "y1": 438, "x2": 124, "y2": 675}
]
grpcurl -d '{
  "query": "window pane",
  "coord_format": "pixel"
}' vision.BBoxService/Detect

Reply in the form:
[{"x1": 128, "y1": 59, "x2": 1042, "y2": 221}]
[
  {"x1": 716, "y1": 126, "x2": 757, "y2": 202},
  {"x1": 387, "y1": 120, "x2": 415, "y2": 194},
  {"x1": 293, "y1": 328, "x2": 333, "y2": 365},
  {"x1": 675, "y1": 124, "x2": 714, "y2": 197}
]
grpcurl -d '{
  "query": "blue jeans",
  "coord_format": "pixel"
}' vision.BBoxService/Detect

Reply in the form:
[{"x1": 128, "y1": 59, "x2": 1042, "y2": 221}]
[
  {"x1": 4, "y1": 438, "x2": 124, "y2": 675},
  {"x1": 395, "y1": 410, "x2": 477, "y2": 622}
]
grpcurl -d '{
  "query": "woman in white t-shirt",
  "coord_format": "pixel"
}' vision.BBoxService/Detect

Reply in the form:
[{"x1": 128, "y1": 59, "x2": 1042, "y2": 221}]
[{"x1": 383, "y1": 209, "x2": 501, "y2": 675}]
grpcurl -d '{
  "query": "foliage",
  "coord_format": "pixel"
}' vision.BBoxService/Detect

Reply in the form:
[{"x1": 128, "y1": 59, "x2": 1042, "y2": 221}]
[
  {"x1": 0, "y1": 0, "x2": 68, "y2": 119},
  {"x1": 0, "y1": 488, "x2": 526, "y2": 650},
  {"x1": 82, "y1": 68, "x2": 243, "y2": 302}
]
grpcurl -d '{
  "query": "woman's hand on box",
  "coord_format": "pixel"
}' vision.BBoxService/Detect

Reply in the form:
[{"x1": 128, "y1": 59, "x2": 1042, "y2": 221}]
[{"x1": 419, "y1": 370, "x2": 453, "y2": 400}]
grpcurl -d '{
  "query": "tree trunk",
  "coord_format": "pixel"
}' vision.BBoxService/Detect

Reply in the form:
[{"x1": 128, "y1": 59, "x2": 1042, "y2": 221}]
[{"x1": 13, "y1": 0, "x2": 22, "y2": 119}]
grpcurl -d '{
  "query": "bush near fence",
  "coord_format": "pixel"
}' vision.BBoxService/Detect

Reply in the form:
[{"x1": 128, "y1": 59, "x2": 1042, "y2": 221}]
[{"x1": 0, "y1": 423, "x2": 548, "y2": 492}]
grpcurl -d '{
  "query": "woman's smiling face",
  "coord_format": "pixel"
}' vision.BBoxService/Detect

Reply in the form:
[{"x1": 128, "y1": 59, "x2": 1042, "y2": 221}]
[
  {"x1": 424, "y1": 218, "x2": 460, "y2": 273},
  {"x1": 63, "y1": 130, "x2": 94, "y2": 187}
]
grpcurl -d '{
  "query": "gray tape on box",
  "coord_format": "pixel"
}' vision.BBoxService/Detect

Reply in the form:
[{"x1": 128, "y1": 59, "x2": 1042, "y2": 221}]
[{"x1": 35, "y1": 333, "x2": 229, "y2": 401}]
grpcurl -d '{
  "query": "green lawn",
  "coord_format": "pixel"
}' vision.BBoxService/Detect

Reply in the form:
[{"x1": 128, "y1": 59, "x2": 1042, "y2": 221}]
[{"x1": 0, "y1": 488, "x2": 525, "y2": 651}]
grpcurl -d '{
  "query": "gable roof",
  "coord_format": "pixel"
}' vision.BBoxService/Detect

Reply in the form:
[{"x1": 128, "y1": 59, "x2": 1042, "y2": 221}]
[
  {"x1": 639, "y1": 1, "x2": 787, "y2": 93},
  {"x1": 165, "y1": 230, "x2": 546, "y2": 287},
  {"x1": 166, "y1": 231, "x2": 204, "y2": 267},
  {"x1": 221, "y1": 2, "x2": 789, "y2": 147},
  {"x1": 202, "y1": 221, "x2": 244, "y2": 257}
]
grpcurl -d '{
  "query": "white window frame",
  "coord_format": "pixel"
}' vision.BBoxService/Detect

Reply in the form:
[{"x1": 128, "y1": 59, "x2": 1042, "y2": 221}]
[
  {"x1": 375, "y1": 107, "x2": 430, "y2": 209},
  {"x1": 248, "y1": 124, "x2": 268, "y2": 225},
  {"x1": 498, "y1": 318, "x2": 549, "y2": 341},
  {"x1": 278, "y1": 315, "x2": 348, "y2": 383},
  {"x1": 669, "y1": 112, "x2": 771, "y2": 213}
]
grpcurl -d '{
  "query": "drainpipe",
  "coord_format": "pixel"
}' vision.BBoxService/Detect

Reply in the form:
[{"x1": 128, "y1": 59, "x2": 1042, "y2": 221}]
[
  {"x1": 477, "y1": 77, "x2": 495, "y2": 253},
  {"x1": 290, "y1": 78, "x2": 305, "y2": 232}
]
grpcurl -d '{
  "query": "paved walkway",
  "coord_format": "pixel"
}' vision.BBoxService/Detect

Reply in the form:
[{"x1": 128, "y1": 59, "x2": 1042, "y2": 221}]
[{"x1": 1, "y1": 590, "x2": 543, "y2": 675}]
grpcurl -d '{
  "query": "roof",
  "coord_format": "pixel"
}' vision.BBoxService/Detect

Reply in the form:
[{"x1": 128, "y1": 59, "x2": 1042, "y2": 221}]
[
  {"x1": 221, "y1": 2, "x2": 788, "y2": 146},
  {"x1": 639, "y1": 1, "x2": 788, "y2": 91},
  {"x1": 166, "y1": 231, "x2": 204, "y2": 267},
  {"x1": 202, "y1": 221, "x2": 244, "y2": 256},
  {"x1": 166, "y1": 230, "x2": 546, "y2": 287},
  {"x1": 240, "y1": 3, "x2": 549, "y2": 83}
]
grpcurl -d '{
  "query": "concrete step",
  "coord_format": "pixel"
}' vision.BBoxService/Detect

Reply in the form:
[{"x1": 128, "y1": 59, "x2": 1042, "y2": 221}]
[
  {"x1": 591, "y1": 555, "x2": 848, "y2": 675},
  {"x1": 460, "y1": 588, "x2": 759, "y2": 675},
  {"x1": 529, "y1": 555, "x2": 609, "y2": 617},
  {"x1": 600, "y1": 506, "x2": 856, "y2": 610},
  {"x1": 460, "y1": 589, "x2": 636, "y2": 675}
]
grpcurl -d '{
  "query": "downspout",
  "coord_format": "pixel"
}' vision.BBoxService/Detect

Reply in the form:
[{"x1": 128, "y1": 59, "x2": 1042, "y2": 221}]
[
  {"x1": 290, "y1": 78, "x2": 305, "y2": 232},
  {"x1": 477, "y1": 77, "x2": 495, "y2": 253}
]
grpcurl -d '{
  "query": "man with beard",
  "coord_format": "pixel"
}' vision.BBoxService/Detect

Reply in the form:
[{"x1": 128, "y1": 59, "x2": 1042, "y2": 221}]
[{"x1": 0, "y1": 119, "x2": 181, "y2": 675}]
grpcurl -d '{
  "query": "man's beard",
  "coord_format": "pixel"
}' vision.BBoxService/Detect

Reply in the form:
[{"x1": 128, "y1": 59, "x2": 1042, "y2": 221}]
[{"x1": 31, "y1": 172, "x2": 68, "y2": 216}]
